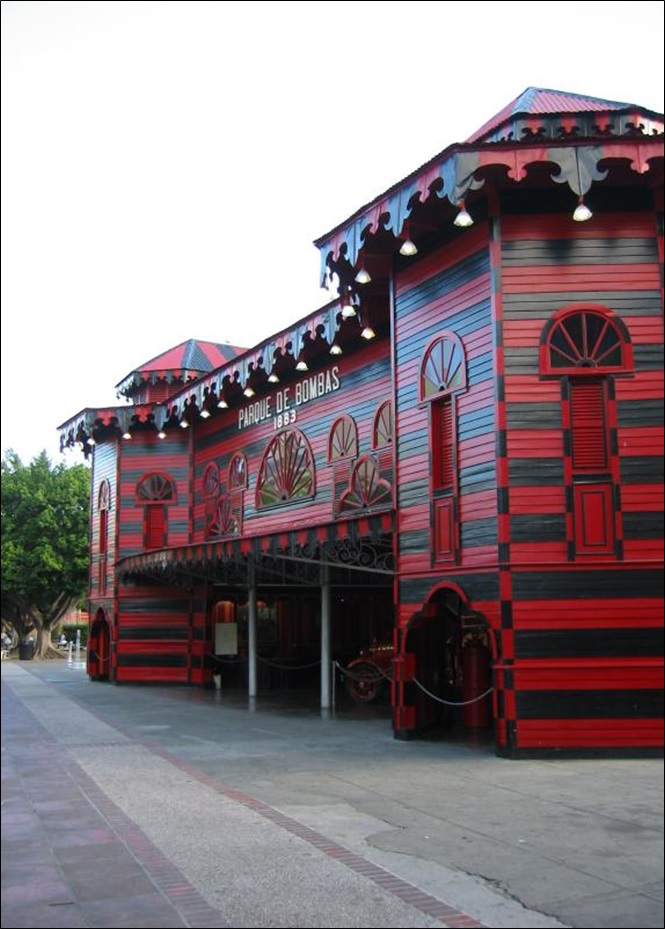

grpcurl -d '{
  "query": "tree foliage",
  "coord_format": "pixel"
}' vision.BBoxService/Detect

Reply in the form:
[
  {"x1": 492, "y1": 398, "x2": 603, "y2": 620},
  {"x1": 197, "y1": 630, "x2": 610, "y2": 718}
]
[{"x1": 1, "y1": 450, "x2": 90, "y2": 656}]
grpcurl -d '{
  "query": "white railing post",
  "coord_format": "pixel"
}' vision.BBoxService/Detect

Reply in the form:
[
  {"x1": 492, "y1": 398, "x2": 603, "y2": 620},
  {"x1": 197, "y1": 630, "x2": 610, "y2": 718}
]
[{"x1": 320, "y1": 564, "x2": 331, "y2": 711}]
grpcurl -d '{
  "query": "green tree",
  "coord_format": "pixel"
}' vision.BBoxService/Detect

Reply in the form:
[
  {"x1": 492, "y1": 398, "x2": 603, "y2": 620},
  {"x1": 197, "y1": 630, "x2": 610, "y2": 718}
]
[{"x1": 1, "y1": 450, "x2": 90, "y2": 657}]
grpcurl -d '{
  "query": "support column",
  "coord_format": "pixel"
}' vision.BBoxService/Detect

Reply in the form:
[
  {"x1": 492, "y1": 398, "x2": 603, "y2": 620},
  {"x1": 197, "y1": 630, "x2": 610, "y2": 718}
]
[
  {"x1": 320, "y1": 563, "x2": 331, "y2": 711},
  {"x1": 247, "y1": 558, "x2": 258, "y2": 699}
]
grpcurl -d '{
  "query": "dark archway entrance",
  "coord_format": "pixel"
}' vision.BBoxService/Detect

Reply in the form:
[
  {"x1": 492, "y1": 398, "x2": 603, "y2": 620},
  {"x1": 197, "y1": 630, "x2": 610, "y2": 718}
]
[
  {"x1": 401, "y1": 585, "x2": 493, "y2": 739},
  {"x1": 88, "y1": 609, "x2": 112, "y2": 681}
]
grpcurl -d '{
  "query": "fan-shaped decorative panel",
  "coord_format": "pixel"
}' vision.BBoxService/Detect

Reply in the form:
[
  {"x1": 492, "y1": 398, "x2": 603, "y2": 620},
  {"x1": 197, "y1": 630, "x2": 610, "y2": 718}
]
[
  {"x1": 420, "y1": 334, "x2": 467, "y2": 400},
  {"x1": 257, "y1": 430, "x2": 314, "y2": 507},
  {"x1": 545, "y1": 310, "x2": 629, "y2": 372},
  {"x1": 136, "y1": 473, "x2": 175, "y2": 502},
  {"x1": 208, "y1": 495, "x2": 241, "y2": 538},
  {"x1": 339, "y1": 456, "x2": 391, "y2": 513},
  {"x1": 373, "y1": 401, "x2": 393, "y2": 448},
  {"x1": 202, "y1": 463, "x2": 220, "y2": 498},
  {"x1": 98, "y1": 480, "x2": 111, "y2": 511},
  {"x1": 228, "y1": 454, "x2": 248, "y2": 490},
  {"x1": 329, "y1": 415, "x2": 358, "y2": 461}
]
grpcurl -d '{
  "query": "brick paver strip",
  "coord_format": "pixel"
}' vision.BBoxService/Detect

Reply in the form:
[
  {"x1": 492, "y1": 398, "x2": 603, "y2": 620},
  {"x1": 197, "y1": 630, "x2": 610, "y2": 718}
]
[
  {"x1": 2, "y1": 678, "x2": 231, "y2": 929},
  {"x1": 60, "y1": 760, "x2": 231, "y2": 928},
  {"x1": 149, "y1": 744, "x2": 488, "y2": 928}
]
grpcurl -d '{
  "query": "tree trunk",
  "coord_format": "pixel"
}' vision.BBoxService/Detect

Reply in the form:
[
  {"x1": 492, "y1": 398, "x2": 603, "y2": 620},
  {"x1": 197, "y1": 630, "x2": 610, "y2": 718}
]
[
  {"x1": 35, "y1": 597, "x2": 78, "y2": 658},
  {"x1": 2, "y1": 594, "x2": 77, "y2": 659}
]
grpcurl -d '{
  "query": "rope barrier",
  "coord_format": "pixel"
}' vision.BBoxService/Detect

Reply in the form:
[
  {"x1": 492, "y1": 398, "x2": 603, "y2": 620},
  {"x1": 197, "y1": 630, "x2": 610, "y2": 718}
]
[
  {"x1": 411, "y1": 676, "x2": 493, "y2": 706},
  {"x1": 333, "y1": 660, "x2": 391, "y2": 683},
  {"x1": 88, "y1": 650, "x2": 110, "y2": 664},
  {"x1": 333, "y1": 662, "x2": 491, "y2": 705},
  {"x1": 207, "y1": 652, "x2": 321, "y2": 671},
  {"x1": 257, "y1": 656, "x2": 322, "y2": 670}
]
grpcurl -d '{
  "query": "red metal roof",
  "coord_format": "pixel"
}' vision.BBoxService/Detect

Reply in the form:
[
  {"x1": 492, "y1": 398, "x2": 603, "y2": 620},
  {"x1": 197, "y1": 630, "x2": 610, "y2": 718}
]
[
  {"x1": 466, "y1": 87, "x2": 647, "y2": 143},
  {"x1": 115, "y1": 339, "x2": 247, "y2": 394},
  {"x1": 129, "y1": 339, "x2": 245, "y2": 375}
]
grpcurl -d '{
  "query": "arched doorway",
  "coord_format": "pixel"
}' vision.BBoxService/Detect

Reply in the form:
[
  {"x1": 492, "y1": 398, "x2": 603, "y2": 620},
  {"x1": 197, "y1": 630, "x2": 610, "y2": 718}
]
[
  {"x1": 400, "y1": 585, "x2": 493, "y2": 738},
  {"x1": 88, "y1": 609, "x2": 112, "y2": 681}
]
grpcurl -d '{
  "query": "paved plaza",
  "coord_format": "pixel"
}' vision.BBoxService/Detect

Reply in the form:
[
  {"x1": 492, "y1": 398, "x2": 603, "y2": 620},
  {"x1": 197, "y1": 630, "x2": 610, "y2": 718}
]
[{"x1": 2, "y1": 660, "x2": 663, "y2": 928}]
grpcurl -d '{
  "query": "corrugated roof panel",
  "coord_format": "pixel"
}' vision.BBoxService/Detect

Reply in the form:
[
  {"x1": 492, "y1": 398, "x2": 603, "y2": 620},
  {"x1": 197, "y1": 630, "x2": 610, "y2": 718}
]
[
  {"x1": 114, "y1": 339, "x2": 247, "y2": 392},
  {"x1": 466, "y1": 86, "x2": 642, "y2": 143},
  {"x1": 131, "y1": 340, "x2": 245, "y2": 375}
]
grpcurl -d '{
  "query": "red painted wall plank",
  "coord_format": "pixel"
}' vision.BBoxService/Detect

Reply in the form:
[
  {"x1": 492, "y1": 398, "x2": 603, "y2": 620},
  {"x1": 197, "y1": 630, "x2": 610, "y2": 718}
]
[{"x1": 517, "y1": 718, "x2": 662, "y2": 748}]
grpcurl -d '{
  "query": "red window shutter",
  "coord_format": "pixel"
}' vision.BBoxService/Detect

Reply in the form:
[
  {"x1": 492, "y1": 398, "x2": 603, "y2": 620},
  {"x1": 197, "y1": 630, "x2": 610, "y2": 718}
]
[
  {"x1": 98, "y1": 554, "x2": 107, "y2": 594},
  {"x1": 99, "y1": 509, "x2": 108, "y2": 556},
  {"x1": 573, "y1": 482, "x2": 615, "y2": 554},
  {"x1": 570, "y1": 381, "x2": 607, "y2": 471},
  {"x1": 333, "y1": 461, "x2": 352, "y2": 516},
  {"x1": 98, "y1": 509, "x2": 108, "y2": 593},
  {"x1": 433, "y1": 398, "x2": 454, "y2": 490},
  {"x1": 434, "y1": 497, "x2": 455, "y2": 561},
  {"x1": 145, "y1": 505, "x2": 165, "y2": 549}
]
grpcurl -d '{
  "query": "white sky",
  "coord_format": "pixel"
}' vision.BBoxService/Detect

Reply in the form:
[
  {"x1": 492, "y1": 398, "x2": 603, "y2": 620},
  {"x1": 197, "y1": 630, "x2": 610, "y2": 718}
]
[{"x1": 2, "y1": 0, "x2": 663, "y2": 465}]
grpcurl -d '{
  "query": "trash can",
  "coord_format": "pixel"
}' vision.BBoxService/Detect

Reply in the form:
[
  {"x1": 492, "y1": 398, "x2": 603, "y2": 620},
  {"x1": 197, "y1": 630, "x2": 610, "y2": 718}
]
[{"x1": 19, "y1": 640, "x2": 35, "y2": 660}]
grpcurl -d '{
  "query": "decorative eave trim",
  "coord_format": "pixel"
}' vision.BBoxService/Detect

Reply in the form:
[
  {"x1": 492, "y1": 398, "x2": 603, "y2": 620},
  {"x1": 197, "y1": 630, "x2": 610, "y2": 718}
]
[
  {"x1": 59, "y1": 294, "x2": 380, "y2": 450},
  {"x1": 115, "y1": 368, "x2": 207, "y2": 397},
  {"x1": 314, "y1": 135, "x2": 664, "y2": 283},
  {"x1": 155, "y1": 298, "x2": 355, "y2": 419},
  {"x1": 58, "y1": 404, "x2": 161, "y2": 451},
  {"x1": 470, "y1": 107, "x2": 663, "y2": 145},
  {"x1": 116, "y1": 511, "x2": 395, "y2": 579}
]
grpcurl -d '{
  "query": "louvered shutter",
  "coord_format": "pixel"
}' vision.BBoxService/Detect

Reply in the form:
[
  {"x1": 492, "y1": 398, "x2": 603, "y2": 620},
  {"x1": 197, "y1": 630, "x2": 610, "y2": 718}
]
[
  {"x1": 434, "y1": 398, "x2": 454, "y2": 490},
  {"x1": 570, "y1": 381, "x2": 608, "y2": 471},
  {"x1": 98, "y1": 509, "x2": 108, "y2": 593},
  {"x1": 99, "y1": 509, "x2": 108, "y2": 556}
]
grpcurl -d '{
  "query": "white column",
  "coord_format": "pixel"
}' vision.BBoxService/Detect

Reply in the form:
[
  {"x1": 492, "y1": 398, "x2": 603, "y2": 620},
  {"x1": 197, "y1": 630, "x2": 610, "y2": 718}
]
[
  {"x1": 320, "y1": 563, "x2": 331, "y2": 710},
  {"x1": 247, "y1": 559, "x2": 258, "y2": 698}
]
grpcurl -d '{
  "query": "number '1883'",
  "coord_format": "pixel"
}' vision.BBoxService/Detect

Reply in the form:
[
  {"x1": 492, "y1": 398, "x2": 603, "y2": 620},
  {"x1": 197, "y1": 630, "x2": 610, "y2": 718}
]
[{"x1": 273, "y1": 409, "x2": 297, "y2": 429}]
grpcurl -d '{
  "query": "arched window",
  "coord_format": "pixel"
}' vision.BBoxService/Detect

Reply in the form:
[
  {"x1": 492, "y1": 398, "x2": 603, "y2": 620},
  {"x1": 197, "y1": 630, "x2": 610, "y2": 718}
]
[
  {"x1": 420, "y1": 332, "x2": 467, "y2": 402},
  {"x1": 373, "y1": 401, "x2": 393, "y2": 449},
  {"x1": 328, "y1": 415, "x2": 358, "y2": 461},
  {"x1": 98, "y1": 480, "x2": 111, "y2": 511},
  {"x1": 339, "y1": 456, "x2": 392, "y2": 514},
  {"x1": 540, "y1": 305, "x2": 633, "y2": 376},
  {"x1": 540, "y1": 306, "x2": 632, "y2": 558},
  {"x1": 202, "y1": 463, "x2": 220, "y2": 499},
  {"x1": 202, "y1": 462, "x2": 220, "y2": 538},
  {"x1": 256, "y1": 430, "x2": 314, "y2": 508},
  {"x1": 136, "y1": 473, "x2": 176, "y2": 503},
  {"x1": 420, "y1": 334, "x2": 467, "y2": 565},
  {"x1": 370, "y1": 400, "x2": 394, "y2": 514},
  {"x1": 209, "y1": 495, "x2": 241, "y2": 538},
  {"x1": 228, "y1": 454, "x2": 248, "y2": 490},
  {"x1": 97, "y1": 480, "x2": 111, "y2": 594},
  {"x1": 136, "y1": 473, "x2": 176, "y2": 549},
  {"x1": 329, "y1": 415, "x2": 358, "y2": 518}
]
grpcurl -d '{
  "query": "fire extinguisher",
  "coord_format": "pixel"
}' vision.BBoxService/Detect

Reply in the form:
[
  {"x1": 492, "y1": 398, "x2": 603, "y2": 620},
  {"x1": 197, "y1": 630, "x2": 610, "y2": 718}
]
[{"x1": 461, "y1": 637, "x2": 490, "y2": 729}]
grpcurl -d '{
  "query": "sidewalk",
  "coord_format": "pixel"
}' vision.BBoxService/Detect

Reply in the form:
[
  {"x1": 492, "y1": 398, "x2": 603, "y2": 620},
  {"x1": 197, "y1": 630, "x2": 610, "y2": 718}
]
[{"x1": 2, "y1": 660, "x2": 663, "y2": 929}]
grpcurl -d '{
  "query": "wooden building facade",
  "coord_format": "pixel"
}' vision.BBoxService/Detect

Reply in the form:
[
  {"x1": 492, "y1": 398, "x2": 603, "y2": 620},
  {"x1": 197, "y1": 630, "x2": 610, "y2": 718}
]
[{"x1": 59, "y1": 88, "x2": 664, "y2": 756}]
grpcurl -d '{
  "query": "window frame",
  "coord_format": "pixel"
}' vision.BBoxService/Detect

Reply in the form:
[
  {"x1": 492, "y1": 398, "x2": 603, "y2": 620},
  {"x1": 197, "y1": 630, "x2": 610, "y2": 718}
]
[
  {"x1": 256, "y1": 428, "x2": 316, "y2": 509},
  {"x1": 540, "y1": 304, "x2": 634, "y2": 377},
  {"x1": 136, "y1": 472, "x2": 176, "y2": 550}
]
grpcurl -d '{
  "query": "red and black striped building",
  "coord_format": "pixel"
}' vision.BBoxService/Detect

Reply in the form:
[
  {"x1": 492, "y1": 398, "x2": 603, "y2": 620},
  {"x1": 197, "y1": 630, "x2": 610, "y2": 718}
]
[{"x1": 60, "y1": 88, "x2": 664, "y2": 756}]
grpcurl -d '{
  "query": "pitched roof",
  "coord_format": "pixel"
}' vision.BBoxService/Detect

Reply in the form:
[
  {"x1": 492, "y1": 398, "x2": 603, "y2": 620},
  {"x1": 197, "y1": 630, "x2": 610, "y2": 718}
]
[
  {"x1": 115, "y1": 339, "x2": 247, "y2": 395},
  {"x1": 466, "y1": 86, "x2": 651, "y2": 143}
]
